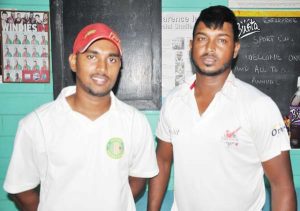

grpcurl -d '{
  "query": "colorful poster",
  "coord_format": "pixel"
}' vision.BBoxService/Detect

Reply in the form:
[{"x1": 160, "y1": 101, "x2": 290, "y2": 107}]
[{"x1": 1, "y1": 10, "x2": 50, "y2": 83}]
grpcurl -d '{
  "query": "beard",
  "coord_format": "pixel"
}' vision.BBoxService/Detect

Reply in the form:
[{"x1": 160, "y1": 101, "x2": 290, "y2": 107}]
[
  {"x1": 86, "y1": 86, "x2": 111, "y2": 97},
  {"x1": 191, "y1": 54, "x2": 232, "y2": 77}
]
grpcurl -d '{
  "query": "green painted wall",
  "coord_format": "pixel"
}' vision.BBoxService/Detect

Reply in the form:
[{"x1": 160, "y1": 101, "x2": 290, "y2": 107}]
[
  {"x1": 0, "y1": 1, "x2": 52, "y2": 210},
  {"x1": 0, "y1": 0, "x2": 299, "y2": 211}
]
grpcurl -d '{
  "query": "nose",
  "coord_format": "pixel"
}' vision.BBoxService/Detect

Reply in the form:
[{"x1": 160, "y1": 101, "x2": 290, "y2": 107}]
[
  {"x1": 96, "y1": 58, "x2": 107, "y2": 74},
  {"x1": 206, "y1": 40, "x2": 216, "y2": 52}
]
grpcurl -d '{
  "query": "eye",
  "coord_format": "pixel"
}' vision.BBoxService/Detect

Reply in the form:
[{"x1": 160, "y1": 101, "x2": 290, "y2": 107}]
[
  {"x1": 86, "y1": 54, "x2": 95, "y2": 60},
  {"x1": 109, "y1": 57, "x2": 116, "y2": 63},
  {"x1": 218, "y1": 38, "x2": 227, "y2": 44},
  {"x1": 108, "y1": 56, "x2": 120, "y2": 64},
  {"x1": 197, "y1": 36, "x2": 207, "y2": 42}
]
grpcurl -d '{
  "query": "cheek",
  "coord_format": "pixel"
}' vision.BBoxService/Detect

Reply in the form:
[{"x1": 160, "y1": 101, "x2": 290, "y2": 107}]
[
  {"x1": 77, "y1": 60, "x2": 95, "y2": 71},
  {"x1": 221, "y1": 48, "x2": 235, "y2": 59},
  {"x1": 108, "y1": 67, "x2": 120, "y2": 79},
  {"x1": 191, "y1": 46, "x2": 201, "y2": 58}
]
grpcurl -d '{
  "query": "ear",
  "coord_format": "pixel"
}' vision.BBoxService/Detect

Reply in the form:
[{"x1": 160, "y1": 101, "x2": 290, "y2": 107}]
[
  {"x1": 68, "y1": 53, "x2": 77, "y2": 73},
  {"x1": 233, "y1": 41, "x2": 240, "y2": 59}
]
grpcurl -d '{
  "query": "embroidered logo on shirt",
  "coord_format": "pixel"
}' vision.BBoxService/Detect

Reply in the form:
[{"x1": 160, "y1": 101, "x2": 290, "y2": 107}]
[
  {"x1": 106, "y1": 137, "x2": 124, "y2": 159},
  {"x1": 222, "y1": 127, "x2": 241, "y2": 147}
]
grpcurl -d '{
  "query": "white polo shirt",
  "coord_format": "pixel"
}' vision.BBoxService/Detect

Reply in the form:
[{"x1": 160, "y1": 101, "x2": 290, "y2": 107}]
[
  {"x1": 156, "y1": 72, "x2": 290, "y2": 211},
  {"x1": 4, "y1": 86, "x2": 158, "y2": 211}
]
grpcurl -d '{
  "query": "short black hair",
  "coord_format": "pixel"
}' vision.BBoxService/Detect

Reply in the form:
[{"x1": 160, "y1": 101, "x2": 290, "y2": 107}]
[{"x1": 192, "y1": 5, "x2": 239, "y2": 42}]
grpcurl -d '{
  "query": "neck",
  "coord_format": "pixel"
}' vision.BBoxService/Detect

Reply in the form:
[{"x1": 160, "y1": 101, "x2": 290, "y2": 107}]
[
  {"x1": 194, "y1": 70, "x2": 230, "y2": 97},
  {"x1": 66, "y1": 88, "x2": 112, "y2": 121},
  {"x1": 193, "y1": 70, "x2": 231, "y2": 114}
]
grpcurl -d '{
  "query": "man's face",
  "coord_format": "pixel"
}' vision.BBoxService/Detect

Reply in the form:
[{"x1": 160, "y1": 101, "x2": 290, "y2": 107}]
[
  {"x1": 2, "y1": 12, "x2": 7, "y2": 19},
  {"x1": 35, "y1": 15, "x2": 40, "y2": 21},
  {"x1": 69, "y1": 39, "x2": 121, "y2": 97},
  {"x1": 191, "y1": 22, "x2": 240, "y2": 76}
]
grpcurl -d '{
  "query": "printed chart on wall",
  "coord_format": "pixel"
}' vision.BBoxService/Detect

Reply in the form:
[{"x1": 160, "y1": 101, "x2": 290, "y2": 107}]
[
  {"x1": 0, "y1": 10, "x2": 50, "y2": 83},
  {"x1": 162, "y1": 12, "x2": 198, "y2": 98}
]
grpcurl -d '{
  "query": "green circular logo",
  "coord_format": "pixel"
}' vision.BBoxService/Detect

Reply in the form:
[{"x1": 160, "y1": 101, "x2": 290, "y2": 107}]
[{"x1": 106, "y1": 138, "x2": 124, "y2": 159}]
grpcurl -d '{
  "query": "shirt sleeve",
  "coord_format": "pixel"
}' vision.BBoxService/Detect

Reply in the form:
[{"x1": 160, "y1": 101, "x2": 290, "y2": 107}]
[
  {"x1": 3, "y1": 115, "x2": 41, "y2": 194},
  {"x1": 128, "y1": 111, "x2": 159, "y2": 178},
  {"x1": 250, "y1": 96, "x2": 291, "y2": 162},
  {"x1": 156, "y1": 99, "x2": 172, "y2": 143}
]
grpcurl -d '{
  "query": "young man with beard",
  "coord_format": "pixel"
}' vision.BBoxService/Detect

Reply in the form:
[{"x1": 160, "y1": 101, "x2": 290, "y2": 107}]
[
  {"x1": 4, "y1": 23, "x2": 158, "y2": 211},
  {"x1": 148, "y1": 5, "x2": 296, "y2": 211}
]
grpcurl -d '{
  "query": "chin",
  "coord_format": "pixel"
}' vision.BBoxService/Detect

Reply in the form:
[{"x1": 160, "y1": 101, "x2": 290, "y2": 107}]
[
  {"x1": 90, "y1": 90, "x2": 111, "y2": 97},
  {"x1": 84, "y1": 86, "x2": 110, "y2": 97}
]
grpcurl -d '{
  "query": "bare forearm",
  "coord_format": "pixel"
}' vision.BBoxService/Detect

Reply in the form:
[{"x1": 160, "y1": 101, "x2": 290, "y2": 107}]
[
  {"x1": 147, "y1": 163, "x2": 171, "y2": 211},
  {"x1": 271, "y1": 185, "x2": 296, "y2": 211},
  {"x1": 263, "y1": 151, "x2": 297, "y2": 211},
  {"x1": 148, "y1": 140, "x2": 173, "y2": 211},
  {"x1": 11, "y1": 189, "x2": 39, "y2": 211},
  {"x1": 129, "y1": 176, "x2": 146, "y2": 200}
]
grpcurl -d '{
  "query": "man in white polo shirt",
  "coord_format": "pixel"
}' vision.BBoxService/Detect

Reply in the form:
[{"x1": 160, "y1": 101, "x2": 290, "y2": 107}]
[
  {"x1": 4, "y1": 23, "x2": 158, "y2": 211},
  {"x1": 148, "y1": 5, "x2": 296, "y2": 211}
]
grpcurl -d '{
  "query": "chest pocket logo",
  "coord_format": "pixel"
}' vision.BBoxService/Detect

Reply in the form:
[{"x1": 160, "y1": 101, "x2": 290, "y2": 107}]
[
  {"x1": 106, "y1": 137, "x2": 124, "y2": 159},
  {"x1": 222, "y1": 127, "x2": 241, "y2": 147}
]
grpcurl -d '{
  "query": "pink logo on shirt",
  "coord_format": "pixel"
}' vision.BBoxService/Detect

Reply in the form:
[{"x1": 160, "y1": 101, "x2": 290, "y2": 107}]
[{"x1": 222, "y1": 127, "x2": 241, "y2": 147}]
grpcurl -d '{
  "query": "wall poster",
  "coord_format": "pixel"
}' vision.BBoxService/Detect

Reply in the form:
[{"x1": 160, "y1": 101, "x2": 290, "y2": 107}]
[
  {"x1": 0, "y1": 10, "x2": 50, "y2": 83},
  {"x1": 162, "y1": 12, "x2": 198, "y2": 98}
]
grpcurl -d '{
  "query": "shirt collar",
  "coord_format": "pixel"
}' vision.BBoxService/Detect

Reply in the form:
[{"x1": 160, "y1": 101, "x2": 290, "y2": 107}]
[
  {"x1": 220, "y1": 71, "x2": 237, "y2": 99},
  {"x1": 58, "y1": 86, "x2": 116, "y2": 112},
  {"x1": 187, "y1": 71, "x2": 237, "y2": 98}
]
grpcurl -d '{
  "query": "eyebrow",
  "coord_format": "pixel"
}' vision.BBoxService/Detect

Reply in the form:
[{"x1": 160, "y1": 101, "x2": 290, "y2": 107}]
[
  {"x1": 195, "y1": 32, "x2": 231, "y2": 37},
  {"x1": 85, "y1": 49, "x2": 120, "y2": 57}
]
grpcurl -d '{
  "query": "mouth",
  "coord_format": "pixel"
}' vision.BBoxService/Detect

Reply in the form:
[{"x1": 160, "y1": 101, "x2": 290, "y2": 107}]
[
  {"x1": 91, "y1": 74, "x2": 108, "y2": 85},
  {"x1": 202, "y1": 55, "x2": 217, "y2": 66}
]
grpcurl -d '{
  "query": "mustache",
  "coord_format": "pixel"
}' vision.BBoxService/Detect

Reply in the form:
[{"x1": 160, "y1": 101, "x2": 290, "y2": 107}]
[
  {"x1": 191, "y1": 57, "x2": 231, "y2": 77},
  {"x1": 201, "y1": 52, "x2": 217, "y2": 58}
]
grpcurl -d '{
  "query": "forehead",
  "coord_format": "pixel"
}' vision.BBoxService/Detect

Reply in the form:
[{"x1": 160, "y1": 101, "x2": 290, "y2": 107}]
[{"x1": 195, "y1": 22, "x2": 234, "y2": 35}]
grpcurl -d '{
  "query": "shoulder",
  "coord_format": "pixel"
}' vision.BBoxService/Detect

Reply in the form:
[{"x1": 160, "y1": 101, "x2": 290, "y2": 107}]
[
  {"x1": 234, "y1": 77, "x2": 280, "y2": 113},
  {"x1": 163, "y1": 76, "x2": 194, "y2": 109},
  {"x1": 112, "y1": 95, "x2": 148, "y2": 123},
  {"x1": 235, "y1": 77, "x2": 271, "y2": 102},
  {"x1": 20, "y1": 86, "x2": 75, "y2": 126},
  {"x1": 18, "y1": 100, "x2": 56, "y2": 132}
]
